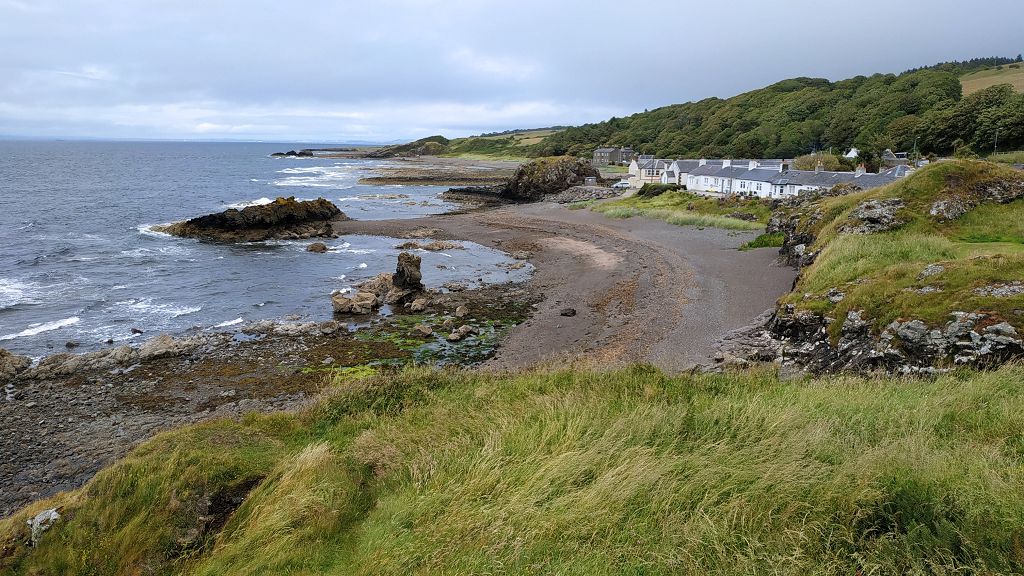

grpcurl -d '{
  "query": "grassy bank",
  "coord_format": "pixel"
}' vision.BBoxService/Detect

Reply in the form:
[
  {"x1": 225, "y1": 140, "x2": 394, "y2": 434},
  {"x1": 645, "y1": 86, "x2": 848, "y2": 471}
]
[
  {"x1": 5, "y1": 364, "x2": 1024, "y2": 574},
  {"x1": 593, "y1": 190, "x2": 770, "y2": 231},
  {"x1": 778, "y1": 160, "x2": 1024, "y2": 339}
]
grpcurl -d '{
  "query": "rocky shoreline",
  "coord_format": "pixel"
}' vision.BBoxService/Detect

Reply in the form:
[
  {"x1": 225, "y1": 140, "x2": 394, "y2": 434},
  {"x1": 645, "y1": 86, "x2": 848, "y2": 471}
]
[
  {"x1": 0, "y1": 272, "x2": 538, "y2": 517},
  {"x1": 154, "y1": 196, "x2": 348, "y2": 242}
]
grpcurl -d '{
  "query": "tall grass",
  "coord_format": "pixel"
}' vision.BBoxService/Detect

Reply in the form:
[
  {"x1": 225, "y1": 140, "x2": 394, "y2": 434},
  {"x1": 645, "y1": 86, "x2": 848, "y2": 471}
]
[{"x1": 5, "y1": 365, "x2": 1024, "y2": 574}]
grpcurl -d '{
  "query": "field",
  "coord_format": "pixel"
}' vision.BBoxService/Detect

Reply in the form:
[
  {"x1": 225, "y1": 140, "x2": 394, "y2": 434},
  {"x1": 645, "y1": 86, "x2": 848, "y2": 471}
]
[
  {"x1": 443, "y1": 128, "x2": 563, "y2": 160},
  {"x1": 5, "y1": 364, "x2": 1024, "y2": 575},
  {"x1": 961, "y1": 65, "x2": 1024, "y2": 94}
]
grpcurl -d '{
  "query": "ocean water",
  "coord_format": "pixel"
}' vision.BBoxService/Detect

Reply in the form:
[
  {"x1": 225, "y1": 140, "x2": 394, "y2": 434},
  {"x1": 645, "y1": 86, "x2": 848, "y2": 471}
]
[{"x1": 0, "y1": 141, "x2": 528, "y2": 357}]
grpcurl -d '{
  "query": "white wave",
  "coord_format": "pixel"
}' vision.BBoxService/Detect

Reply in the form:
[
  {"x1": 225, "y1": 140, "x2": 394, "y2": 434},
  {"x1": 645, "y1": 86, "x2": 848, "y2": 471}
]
[
  {"x1": 357, "y1": 263, "x2": 368, "y2": 269},
  {"x1": 0, "y1": 316, "x2": 80, "y2": 341},
  {"x1": 136, "y1": 224, "x2": 174, "y2": 238},
  {"x1": 225, "y1": 197, "x2": 273, "y2": 209},
  {"x1": 116, "y1": 298, "x2": 201, "y2": 318},
  {"x1": 213, "y1": 318, "x2": 244, "y2": 328},
  {"x1": 0, "y1": 279, "x2": 36, "y2": 309},
  {"x1": 273, "y1": 165, "x2": 357, "y2": 189},
  {"x1": 119, "y1": 245, "x2": 193, "y2": 258},
  {"x1": 249, "y1": 178, "x2": 260, "y2": 182}
]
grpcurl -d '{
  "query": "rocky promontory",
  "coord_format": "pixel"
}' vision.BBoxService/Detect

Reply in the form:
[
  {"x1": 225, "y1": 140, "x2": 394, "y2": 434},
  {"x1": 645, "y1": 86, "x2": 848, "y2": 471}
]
[{"x1": 155, "y1": 196, "x2": 348, "y2": 242}]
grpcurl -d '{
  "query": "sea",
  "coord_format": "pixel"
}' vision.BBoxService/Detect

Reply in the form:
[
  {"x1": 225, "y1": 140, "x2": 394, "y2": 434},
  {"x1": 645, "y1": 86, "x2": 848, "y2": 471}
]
[{"x1": 0, "y1": 141, "x2": 529, "y2": 358}]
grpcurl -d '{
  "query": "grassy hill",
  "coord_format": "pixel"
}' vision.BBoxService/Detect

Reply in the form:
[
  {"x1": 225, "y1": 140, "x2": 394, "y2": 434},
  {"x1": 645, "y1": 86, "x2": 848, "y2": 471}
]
[
  {"x1": 962, "y1": 64, "x2": 1024, "y2": 95},
  {"x1": 5, "y1": 363, "x2": 1024, "y2": 574}
]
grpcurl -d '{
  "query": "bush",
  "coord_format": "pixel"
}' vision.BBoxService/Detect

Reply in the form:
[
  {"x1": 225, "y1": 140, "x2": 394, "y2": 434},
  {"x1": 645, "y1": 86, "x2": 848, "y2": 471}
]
[{"x1": 637, "y1": 183, "x2": 682, "y2": 198}]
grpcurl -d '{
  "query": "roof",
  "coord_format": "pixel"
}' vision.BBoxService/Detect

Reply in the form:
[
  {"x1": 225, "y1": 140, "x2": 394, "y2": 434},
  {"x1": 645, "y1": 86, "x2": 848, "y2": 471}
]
[{"x1": 594, "y1": 147, "x2": 617, "y2": 153}]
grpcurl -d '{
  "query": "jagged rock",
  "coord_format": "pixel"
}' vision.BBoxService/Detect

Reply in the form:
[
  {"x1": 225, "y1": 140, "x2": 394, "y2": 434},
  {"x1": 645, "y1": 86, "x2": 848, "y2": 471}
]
[
  {"x1": 446, "y1": 325, "x2": 479, "y2": 342},
  {"x1": 394, "y1": 252, "x2": 423, "y2": 292},
  {"x1": 414, "y1": 324, "x2": 433, "y2": 336},
  {"x1": 841, "y1": 199, "x2": 905, "y2": 234},
  {"x1": 27, "y1": 508, "x2": 61, "y2": 546},
  {"x1": 502, "y1": 157, "x2": 601, "y2": 201},
  {"x1": 331, "y1": 291, "x2": 379, "y2": 315},
  {"x1": 726, "y1": 211, "x2": 759, "y2": 222},
  {"x1": 826, "y1": 288, "x2": 845, "y2": 303},
  {"x1": 409, "y1": 298, "x2": 429, "y2": 313},
  {"x1": 1, "y1": 349, "x2": 32, "y2": 382},
  {"x1": 455, "y1": 305, "x2": 469, "y2": 318},
  {"x1": 307, "y1": 242, "x2": 328, "y2": 253},
  {"x1": 155, "y1": 197, "x2": 348, "y2": 242},
  {"x1": 930, "y1": 177, "x2": 1024, "y2": 222}
]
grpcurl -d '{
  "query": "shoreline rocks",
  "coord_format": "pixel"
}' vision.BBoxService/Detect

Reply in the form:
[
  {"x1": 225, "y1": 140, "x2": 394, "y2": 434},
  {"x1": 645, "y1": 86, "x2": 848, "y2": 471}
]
[{"x1": 155, "y1": 197, "x2": 348, "y2": 242}]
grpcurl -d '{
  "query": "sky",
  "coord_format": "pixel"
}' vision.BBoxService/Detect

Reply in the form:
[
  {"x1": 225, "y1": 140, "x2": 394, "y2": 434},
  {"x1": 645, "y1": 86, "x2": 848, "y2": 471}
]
[{"x1": 1, "y1": 0, "x2": 1022, "y2": 143}]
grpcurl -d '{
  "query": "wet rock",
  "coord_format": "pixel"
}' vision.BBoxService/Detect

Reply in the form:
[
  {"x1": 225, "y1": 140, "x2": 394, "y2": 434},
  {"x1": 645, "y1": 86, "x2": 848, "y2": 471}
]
[
  {"x1": 155, "y1": 197, "x2": 347, "y2": 242},
  {"x1": 414, "y1": 324, "x2": 433, "y2": 336},
  {"x1": 332, "y1": 291, "x2": 379, "y2": 315},
  {"x1": 393, "y1": 252, "x2": 423, "y2": 292},
  {"x1": 131, "y1": 328, "x2": 144, "y2": 335},
  {"x1": 446, "y1": 325, "x2": 479, "y2": 342},
  {"x1": 394, "y1": 240, "x2": 463, "y2": 252},
  {"x1": 306, "y1": 242, "x2": 328, "y2": 253},
  {"x1": 841, "y1": 199, "x2": 905, "y2": 234}
]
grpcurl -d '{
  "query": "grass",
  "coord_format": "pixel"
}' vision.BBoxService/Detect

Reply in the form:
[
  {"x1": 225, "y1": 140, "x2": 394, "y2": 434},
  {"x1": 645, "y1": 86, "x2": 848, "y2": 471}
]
[
  {"x1": 593, "y1": 190, "x2": 769, "y2": 231},
  {"x1": 5, "y1": 364, "x2": 1024, "y2": 574},
  {"x1": 989, "y1": 150, "x2": 1024, "y2": 165},
  {"x1": 739, "y1": 231, "x2": 785, "y2": 251},
  {"x1": 778, "y1": 160, "x2": 1024, "y2": 339},
  {"x1": 961, "y1": 65, "x2": 1024, "y2": 95}
]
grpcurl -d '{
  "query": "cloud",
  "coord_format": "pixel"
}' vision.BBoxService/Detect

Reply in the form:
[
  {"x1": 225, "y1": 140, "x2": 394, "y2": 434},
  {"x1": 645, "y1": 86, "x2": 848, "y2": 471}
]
[{"x1": 448, "y1": 48, "x2": 538, "y2": 82}]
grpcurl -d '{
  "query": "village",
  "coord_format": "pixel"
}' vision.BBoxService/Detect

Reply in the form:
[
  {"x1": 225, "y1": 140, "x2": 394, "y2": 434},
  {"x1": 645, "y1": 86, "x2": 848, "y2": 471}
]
[{"x1": 593, "y1": 146, "x2": 915, "y2": 197}]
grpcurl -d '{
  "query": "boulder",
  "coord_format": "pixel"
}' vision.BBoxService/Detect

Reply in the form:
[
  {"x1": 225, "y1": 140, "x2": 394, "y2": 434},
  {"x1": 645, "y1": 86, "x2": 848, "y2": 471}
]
[
  {"x1": 332, "y1": 291, "x2": 379, "y2": 315},
  {"x1": 394, "y1": 252, "x2": 423, "y2": 291},
  {"x1": 307, "y1": 242, "x2": 328, "y2": 253},
  {"x1": 27, "y1": 508, "x2": 61, "y2": 546},
  {"x1": 446, "y1": 325, "x2": 479, "y2": 342},
  {"x1": 0, "y1": 348, "x2": 32, "y2": 382},
  {"x1": 138, "y1": 334, "x2": 197, "y2": 361},
  {"x1": 409, "y1": 298, "x2": 429, "y2": 313},
  {"x1": 841, "y1": 199, "x2": 905, "y2": 234},
  {"x1": 502, "y1": 157, "x2": 601, "y2": 201},
  {"x1": 156, "y1": 197, "x2": 348, "y2": 242}
]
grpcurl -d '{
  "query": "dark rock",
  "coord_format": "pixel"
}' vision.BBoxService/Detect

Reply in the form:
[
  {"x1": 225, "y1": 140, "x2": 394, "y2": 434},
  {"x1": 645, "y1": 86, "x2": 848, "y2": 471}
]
[
  {"x1": 502, "y1": 157, "x2": 601, "y2": 201},
  {"x1": 131, "y1": 328, "x2": 144, "y2": 335},
  {"x1": 560, "y1": 308, "x2": 577, "y2": 317},
  {"x1": 155, "y1": 197, "x2": 347, "y2": 242},
  {"x1": 726, "y1": 211, "x2": 759, "y2": 222},
  {"x1": 306, "y1": 242, "x2": 328, "y2": 253},
  {"x1": 394, "y1": 252, "x2": 424, "y2": 291}
]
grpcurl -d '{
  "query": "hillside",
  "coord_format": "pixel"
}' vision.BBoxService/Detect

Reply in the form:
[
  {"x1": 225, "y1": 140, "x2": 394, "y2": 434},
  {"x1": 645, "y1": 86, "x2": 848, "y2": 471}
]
[
  {"x1": 5, "y1": 364, "x2": 1024, "y2": 574},
  {"x1": 962, "y1": 64, "x2": 1024, "y2": 95},
  {"x1": 368, "y1": 129, "x2": 564, "y2": 160},
  {"x1": 533, "y1": 65, "x2": 1024, "y2": 160},
  {"x1": 752, "y1": 160, "x2": 1024, "y2": 372}
]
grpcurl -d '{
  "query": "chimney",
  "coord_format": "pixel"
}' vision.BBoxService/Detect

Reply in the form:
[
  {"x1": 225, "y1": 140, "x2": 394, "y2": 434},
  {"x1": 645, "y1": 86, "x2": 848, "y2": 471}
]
[
  {"x1": 779, "y1": 162, "x2": 790, "y2": 173},
  {"x1": 748, "y1": 160, "x2": 757, "y2": 171},
  {"x1": 855, "y1": 164, "x2": 866, "y2": 177},
  {"x1": 722, "y1": 159, "x2": 732, "y2": 168},
  {"x1": 698, "y1": 158, "x2": 707, "y2": 166}
]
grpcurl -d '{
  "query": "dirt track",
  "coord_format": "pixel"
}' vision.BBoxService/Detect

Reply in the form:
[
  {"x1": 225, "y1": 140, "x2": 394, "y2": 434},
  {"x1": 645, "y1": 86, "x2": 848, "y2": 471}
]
[{"x1": 336, "y1": 202, "x2": 797, "y2": 373}]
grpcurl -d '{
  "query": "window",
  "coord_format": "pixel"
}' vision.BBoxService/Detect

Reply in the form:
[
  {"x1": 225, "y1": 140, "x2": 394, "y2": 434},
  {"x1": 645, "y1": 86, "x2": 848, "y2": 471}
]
[
  {"x1": 755, "y1": 182, "x2": 762, "y2": 191},
  {"x1": 704, "y1": 177, "x2": 709, "y2": 184},
  {"x1": 740, "y1": 181, "x2": 746, "y2": 189}
]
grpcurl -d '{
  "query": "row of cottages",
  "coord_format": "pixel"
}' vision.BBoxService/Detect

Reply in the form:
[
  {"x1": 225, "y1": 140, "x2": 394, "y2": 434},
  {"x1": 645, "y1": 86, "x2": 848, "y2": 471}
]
[{"x1": 658, "y1": 159, "x2": 910, "y2": 198}]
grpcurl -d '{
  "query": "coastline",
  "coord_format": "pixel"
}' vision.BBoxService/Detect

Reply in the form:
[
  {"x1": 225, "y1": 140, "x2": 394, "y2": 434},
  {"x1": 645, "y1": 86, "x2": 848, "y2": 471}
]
[{"x1": 1, "y1": 157, "x2": 796, "y2": 518}]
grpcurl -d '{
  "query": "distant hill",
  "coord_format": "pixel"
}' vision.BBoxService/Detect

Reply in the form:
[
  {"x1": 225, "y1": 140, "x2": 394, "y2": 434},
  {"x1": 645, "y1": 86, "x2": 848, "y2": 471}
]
[
  {"x1": 368, "y1": 129, "x2": 565, "y2": 159},
  {"x1": 962, "y1": 64, "x2": 1024, "y2": 95},
  {"x1": 532, "y1": 57, "x2": 1024, "y2": 160}
]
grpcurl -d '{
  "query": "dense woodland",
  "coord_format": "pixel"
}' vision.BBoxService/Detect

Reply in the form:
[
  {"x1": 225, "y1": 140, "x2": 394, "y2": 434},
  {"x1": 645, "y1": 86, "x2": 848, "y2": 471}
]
[{"x1": 531, "y1": 57, "x2": 1024, "y2": 161}]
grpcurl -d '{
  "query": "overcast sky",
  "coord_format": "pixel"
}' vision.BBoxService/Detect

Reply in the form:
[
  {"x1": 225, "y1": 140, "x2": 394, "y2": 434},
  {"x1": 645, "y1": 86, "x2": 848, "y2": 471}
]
[{"x1": 1, "y1": 0, "x2": 1021, "y2": 142}]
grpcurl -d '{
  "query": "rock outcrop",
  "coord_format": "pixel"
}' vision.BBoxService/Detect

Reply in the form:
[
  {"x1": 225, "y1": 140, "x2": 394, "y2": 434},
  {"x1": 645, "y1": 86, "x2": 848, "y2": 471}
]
[
  {"x1": 502, "y1": 157, "x2": 601, "y2": 201},
  {"x1": 1, "y1": 349, "x2": 32, "y2": 383},
  {"x1": 332, "y1": 252, "x2": 426, "y2": 315},
  {"x1": 156, "y1": 197, "x2": 348, "y2": 242}
]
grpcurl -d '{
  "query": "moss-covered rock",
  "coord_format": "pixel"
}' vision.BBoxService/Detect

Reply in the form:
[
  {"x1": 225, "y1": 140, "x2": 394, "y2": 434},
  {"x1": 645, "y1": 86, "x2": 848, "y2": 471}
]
[{"x1": 502, "y1": 156, "x2": 600, "y2": 201}]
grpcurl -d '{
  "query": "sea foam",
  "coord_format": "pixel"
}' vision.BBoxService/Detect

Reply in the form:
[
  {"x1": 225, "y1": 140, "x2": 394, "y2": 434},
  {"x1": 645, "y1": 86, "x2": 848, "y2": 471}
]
[{"x1": 0, "y1": 316, "x2": 80, "y2": 341}]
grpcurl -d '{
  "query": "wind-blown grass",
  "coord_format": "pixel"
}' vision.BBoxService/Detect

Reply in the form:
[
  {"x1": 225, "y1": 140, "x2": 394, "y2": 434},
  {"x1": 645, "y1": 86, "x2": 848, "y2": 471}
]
[
  {"x1": 5, "y1": 364, "x2": 1024, "y2": 574},
  {"x1": 594, "y1": 191, "x2": 768, "y2": 231}
]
